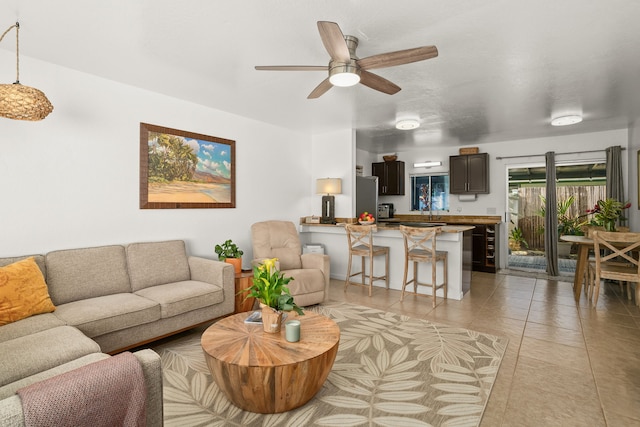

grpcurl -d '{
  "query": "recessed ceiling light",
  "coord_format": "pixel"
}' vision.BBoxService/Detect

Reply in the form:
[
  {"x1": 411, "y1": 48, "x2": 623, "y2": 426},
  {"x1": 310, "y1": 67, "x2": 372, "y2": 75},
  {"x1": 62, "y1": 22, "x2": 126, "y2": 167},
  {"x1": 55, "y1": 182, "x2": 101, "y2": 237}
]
[
  {"x1": 396, "y1": 119, "x2": 420, "y2": 130},
  {"x1": 551, "y1": 115, "x2": 583, "y2": 126}
]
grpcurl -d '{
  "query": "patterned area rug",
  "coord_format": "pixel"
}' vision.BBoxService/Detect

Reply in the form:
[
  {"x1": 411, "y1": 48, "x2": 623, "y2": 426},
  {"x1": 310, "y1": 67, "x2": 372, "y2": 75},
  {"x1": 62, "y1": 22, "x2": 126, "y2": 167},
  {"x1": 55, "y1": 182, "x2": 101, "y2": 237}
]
[{"x1": 152, "y1": 302, "x2": 508, "y2": 426}]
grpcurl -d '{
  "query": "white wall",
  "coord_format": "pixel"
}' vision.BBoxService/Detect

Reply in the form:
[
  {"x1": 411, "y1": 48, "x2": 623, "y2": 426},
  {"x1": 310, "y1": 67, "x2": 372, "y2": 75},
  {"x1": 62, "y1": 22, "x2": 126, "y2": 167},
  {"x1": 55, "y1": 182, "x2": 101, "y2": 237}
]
[
  {"x1": 0, "y1": 52, "x2": 316, "y2": 265},
  {"x1": 311, "y1": 129, "x2": 355, "y2": 219}
]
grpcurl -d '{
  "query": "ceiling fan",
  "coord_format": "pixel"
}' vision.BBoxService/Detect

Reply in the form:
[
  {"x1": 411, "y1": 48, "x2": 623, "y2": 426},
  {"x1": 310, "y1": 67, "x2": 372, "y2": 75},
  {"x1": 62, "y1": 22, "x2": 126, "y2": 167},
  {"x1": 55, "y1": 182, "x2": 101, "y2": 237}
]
[{"x1": 255, "y1": 21, "x2": 438, "y2": 99}]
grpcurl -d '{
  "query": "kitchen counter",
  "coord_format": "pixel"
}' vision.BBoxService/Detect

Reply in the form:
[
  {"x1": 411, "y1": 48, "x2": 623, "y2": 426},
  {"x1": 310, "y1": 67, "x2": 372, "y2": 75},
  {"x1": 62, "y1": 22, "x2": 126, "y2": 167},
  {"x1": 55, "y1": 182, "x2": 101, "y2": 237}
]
[
  {"x1": 299, "y1": 223, "x2": 473, "y2": 301},
  {"x1": 378, "y1": 214, "x2": 501, "y2": 225}
]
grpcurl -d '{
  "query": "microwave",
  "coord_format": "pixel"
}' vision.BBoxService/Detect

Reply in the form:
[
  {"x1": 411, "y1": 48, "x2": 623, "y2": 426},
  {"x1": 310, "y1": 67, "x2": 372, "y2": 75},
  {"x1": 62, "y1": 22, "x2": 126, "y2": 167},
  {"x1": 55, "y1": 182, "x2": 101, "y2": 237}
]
[{"x1": 378, "y1": 203, "x2": 394, "y2": 219}]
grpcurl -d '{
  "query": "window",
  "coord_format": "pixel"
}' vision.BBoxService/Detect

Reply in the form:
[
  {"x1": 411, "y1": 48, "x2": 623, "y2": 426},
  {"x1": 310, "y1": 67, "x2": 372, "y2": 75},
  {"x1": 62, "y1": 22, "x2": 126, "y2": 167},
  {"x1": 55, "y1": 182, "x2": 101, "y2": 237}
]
[{"x1": 411, "y1": 175, "x2": 449, "y2": 212}]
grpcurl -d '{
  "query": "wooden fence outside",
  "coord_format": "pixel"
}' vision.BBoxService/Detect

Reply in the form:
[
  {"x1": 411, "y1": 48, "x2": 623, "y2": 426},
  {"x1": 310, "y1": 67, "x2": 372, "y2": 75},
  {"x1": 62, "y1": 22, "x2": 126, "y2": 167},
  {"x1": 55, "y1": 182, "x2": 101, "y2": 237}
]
[{"x1": 513, "y1": 185, "x2": 606, "y2": 251}]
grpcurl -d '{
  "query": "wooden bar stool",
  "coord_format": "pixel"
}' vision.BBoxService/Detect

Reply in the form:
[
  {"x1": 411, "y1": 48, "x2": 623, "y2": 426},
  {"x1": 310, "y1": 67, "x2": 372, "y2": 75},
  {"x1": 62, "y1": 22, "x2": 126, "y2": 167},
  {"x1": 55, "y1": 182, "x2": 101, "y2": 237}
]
[
  {"x1": 399, "y1": 225, "x2": 447, "y2": 307},
  {"x1": 344, "y1": 224, "x2": 390, "y2": 296}
]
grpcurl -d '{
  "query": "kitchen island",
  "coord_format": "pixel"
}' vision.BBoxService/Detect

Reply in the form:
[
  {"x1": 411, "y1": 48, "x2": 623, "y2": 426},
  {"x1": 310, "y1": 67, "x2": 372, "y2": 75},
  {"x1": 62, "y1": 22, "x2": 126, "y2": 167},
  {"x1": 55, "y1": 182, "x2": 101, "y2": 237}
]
[{"x1": 299, "y1": 223, "x2": 474, "y2": 300}]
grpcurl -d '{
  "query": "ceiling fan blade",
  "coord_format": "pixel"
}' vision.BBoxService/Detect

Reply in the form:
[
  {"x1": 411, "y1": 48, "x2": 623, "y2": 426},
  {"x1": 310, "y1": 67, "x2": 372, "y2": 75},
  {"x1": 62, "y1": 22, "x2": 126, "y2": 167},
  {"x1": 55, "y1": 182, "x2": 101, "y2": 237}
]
[
  {"x1": 307, "y1": 78, "x2": 333, "y2": 99},
  {"x1": 359, "y1": 70, "x2": 401, "y2": 95},
  {"x1": 358, "y1": 46, "x2": 438, "y2": 70},
  {"x1": 317, "y1": 21, "x2": 350, "y2": 62},
  {"x1": 255, "y1": 65, "x2": 328, "y2": 71}
]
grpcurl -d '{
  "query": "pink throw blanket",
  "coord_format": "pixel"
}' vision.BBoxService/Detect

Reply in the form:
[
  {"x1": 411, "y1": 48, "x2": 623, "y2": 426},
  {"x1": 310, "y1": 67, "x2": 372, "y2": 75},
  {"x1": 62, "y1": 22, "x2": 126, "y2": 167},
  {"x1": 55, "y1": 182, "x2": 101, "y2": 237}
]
[{"x1": 17, "y1": 351, "x2": 146, "y2": 427}]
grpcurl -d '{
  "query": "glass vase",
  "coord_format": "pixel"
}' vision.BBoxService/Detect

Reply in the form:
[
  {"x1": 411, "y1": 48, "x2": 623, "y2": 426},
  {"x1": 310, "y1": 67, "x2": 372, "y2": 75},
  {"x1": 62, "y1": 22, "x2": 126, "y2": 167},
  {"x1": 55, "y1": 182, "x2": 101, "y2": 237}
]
[{"x1": 603, "y1": 220, "x2": 616, "y2": 232}]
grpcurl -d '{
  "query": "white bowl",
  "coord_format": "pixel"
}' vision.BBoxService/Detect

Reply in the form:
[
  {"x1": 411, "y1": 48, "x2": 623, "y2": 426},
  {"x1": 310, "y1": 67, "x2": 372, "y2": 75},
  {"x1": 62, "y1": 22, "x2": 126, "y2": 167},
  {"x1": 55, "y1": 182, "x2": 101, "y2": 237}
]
[{"x1": 359, "y1": 220, "x2": 375, "y2": 225}]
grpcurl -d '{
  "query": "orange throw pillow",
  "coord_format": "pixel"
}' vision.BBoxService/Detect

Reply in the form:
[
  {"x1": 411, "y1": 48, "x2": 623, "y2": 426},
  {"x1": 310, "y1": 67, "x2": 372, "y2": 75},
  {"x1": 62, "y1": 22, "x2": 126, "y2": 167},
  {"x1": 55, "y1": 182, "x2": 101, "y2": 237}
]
[{"x1": 0, "y1": 257, "x2": 55, "y2": 326}]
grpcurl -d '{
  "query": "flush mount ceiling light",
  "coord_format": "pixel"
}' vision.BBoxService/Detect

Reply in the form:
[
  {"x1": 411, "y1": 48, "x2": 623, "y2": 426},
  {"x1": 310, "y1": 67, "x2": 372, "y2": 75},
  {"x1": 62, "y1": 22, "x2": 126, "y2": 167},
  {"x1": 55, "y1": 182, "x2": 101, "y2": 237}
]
[
  {"x1": 396, "y1": 119, "x2": 420, "y2": 130},
  {"x1": 551, "y1": 115, "x2": 582, "y2": 126},
  {"x1": 0, "y1": 22, "x2": 53, "y2": 121},
  {"x1": 413, "y1": 161, "x2": 442, "y2": 168}
]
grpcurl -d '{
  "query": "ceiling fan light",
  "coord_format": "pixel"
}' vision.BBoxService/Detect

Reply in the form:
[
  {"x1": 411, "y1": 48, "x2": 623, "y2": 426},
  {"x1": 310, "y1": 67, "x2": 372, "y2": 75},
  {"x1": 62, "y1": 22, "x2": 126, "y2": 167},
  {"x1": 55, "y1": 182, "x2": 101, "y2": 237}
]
[
  {"x1": 329, "y1": 63, "x2": 360, "y2": 87},
  {"x1": 551, "y1": 115, "x2": 582, "y2": 126},
  {"x1": 396, "y1": 119, "x2": 420, "y2": 130}
]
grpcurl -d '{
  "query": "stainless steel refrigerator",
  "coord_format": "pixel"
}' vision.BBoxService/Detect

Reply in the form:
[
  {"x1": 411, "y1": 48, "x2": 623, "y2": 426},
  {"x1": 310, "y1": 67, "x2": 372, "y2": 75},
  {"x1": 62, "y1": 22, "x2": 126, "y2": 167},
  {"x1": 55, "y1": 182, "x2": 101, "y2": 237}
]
[{"x1": 356, "y1": 176, "x2": 378, "y2": 219}]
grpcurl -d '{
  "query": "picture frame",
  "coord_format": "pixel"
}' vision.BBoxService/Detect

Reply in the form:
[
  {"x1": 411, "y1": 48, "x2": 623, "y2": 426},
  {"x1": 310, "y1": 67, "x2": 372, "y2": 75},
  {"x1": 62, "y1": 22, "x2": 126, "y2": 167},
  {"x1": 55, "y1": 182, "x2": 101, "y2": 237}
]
[{"x1": 140, "y1": 123, "x2": 236, "y2": 209}]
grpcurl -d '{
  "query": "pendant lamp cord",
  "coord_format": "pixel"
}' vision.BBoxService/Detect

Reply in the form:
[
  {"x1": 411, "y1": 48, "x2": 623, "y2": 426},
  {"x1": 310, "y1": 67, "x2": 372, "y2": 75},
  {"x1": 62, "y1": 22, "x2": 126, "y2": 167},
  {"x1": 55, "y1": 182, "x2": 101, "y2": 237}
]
[{"x1": 0, "y1": 22, "x2": 20, "y2": 84}]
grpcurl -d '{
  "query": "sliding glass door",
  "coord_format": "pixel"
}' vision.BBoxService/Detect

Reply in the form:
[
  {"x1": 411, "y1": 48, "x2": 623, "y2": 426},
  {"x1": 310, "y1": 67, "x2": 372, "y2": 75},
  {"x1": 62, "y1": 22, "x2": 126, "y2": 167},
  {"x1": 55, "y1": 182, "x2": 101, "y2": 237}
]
[{"x1": 507, "y1": 162, "x2": 606, "y2": 274}]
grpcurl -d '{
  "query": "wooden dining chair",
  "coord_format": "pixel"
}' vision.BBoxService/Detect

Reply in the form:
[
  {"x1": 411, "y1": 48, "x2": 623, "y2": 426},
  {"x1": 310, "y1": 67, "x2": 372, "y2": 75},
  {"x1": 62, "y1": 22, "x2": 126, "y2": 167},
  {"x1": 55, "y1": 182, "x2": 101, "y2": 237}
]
[
  {"x1": 399, "y1": 225, "x2": 447, "y2": 308},
  {"x1": 587, "y1": 231, "x2": 640, "y2": 307},
  {"x1": 344, "y1": 224, "x2": 389, "y2": 296}
]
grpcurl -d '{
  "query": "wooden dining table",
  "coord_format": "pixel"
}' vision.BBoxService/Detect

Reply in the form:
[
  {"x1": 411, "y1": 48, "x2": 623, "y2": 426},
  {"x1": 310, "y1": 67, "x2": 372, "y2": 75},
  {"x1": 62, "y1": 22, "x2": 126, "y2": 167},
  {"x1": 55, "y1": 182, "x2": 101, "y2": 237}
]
[{"x1": 559, "y1": 235, "x2": 594, "y2": 301}]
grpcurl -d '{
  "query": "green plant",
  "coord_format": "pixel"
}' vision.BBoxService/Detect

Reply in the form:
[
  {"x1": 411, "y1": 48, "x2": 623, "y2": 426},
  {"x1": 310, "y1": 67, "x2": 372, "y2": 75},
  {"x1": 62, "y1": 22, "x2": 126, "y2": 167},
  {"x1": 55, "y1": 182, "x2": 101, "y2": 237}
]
[
  {"x1": 509, "y1": 227, "x2": 528, "y2": 248},
  {"x1": 214, "y1": 239, "x2": 244, "y2": 260},
  {"x1": 538, "y1": 195, "x2": 586, "y2": 236},
  {"x1": 245, "y1": 258, "x2": 303, "y2": 314},
  {"x1": 586, "y1": 198, "x2": 631, "y2": 227}
]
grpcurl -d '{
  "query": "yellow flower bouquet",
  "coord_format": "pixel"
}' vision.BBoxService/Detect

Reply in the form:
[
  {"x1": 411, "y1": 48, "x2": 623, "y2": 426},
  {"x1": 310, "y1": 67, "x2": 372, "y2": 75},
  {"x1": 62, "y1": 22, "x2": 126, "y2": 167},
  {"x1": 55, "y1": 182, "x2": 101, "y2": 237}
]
[{"x1": 245, "y1": 258, "x2": 303, "y2": 315}]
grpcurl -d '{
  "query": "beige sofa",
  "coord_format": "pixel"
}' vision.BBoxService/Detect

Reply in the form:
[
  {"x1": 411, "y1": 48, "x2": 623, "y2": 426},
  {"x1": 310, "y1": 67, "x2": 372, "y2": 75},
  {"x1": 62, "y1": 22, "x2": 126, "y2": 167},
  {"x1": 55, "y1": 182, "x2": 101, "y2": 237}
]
[
  {"x1": 0, "y1": 239, "x2": 235, "y2": 425},
  {"x1": 251, "y1": 220, "x2": 330, "y2": 306}
]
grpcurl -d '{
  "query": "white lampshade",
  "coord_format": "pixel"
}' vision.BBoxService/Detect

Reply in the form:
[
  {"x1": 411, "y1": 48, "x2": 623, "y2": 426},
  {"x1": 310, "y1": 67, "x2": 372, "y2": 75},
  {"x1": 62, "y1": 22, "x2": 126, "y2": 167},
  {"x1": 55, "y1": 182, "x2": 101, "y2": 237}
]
[{"x1": 316, "y1": 178, "x2": 342, "y2": 195}]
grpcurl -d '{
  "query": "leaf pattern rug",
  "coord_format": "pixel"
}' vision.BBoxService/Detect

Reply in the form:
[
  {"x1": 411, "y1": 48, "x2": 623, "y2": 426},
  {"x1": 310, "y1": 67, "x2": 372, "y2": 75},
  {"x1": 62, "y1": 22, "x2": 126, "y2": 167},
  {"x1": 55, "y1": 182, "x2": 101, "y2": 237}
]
[{"x1": 152, "y1": 302, "x2": 508, "y2": 427}]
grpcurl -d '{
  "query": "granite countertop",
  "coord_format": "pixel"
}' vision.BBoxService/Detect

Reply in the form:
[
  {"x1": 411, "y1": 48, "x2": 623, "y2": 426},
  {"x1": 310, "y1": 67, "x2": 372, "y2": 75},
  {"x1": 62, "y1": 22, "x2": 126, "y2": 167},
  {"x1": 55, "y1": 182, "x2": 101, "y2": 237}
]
[
  {"x1": 300, "y1": 214, "x2": 501, "y2": 228},
  {"x1": 300, "y1": 222, "x2": 474, "y2": 233}
]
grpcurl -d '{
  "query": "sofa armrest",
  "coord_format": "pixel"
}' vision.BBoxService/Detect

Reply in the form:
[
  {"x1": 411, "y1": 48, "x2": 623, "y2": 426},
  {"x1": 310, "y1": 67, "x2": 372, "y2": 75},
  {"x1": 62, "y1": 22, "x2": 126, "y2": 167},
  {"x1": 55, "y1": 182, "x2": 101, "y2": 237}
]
[
  {"x1": 0, "y1": 349, "x2": 163, "y2": 427},
  {"x1": 133, "y1": 349, "x2": 163, "y2": 427},
  {"x1": 301, "y1": 253, "x2": 331, "y2": 302},
  {"x1": 188, "y1": 256, "x2": 235, "y2": 310},
  {"x1": 0, "y1": 395, "x2": 22, "y2": 427}
]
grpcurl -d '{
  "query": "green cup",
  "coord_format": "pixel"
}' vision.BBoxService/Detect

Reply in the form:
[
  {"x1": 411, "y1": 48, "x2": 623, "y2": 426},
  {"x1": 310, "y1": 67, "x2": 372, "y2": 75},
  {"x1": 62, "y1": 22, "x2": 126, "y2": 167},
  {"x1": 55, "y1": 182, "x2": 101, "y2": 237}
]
[{"x1": 285, "y1": 320, "x2": 301, "y2": 342}]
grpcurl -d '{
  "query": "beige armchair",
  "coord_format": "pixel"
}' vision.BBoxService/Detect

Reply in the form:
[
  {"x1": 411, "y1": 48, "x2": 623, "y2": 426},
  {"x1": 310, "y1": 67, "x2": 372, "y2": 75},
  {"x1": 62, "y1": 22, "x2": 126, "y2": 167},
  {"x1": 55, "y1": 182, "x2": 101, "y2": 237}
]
[{"x1": 251, "y1": 220, "x2": 330, "y2": 306}]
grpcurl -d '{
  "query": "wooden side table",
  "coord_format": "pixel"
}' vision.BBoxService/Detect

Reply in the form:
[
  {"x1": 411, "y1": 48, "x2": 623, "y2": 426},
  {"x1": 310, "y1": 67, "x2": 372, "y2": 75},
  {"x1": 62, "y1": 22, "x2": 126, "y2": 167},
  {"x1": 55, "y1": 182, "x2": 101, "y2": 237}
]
[
  {"x1": 201, "y1": 311, "x2": 340, "y2": 413},
  {"x1": 234, "y1": 270, "x2": 255, "y2": 313}
]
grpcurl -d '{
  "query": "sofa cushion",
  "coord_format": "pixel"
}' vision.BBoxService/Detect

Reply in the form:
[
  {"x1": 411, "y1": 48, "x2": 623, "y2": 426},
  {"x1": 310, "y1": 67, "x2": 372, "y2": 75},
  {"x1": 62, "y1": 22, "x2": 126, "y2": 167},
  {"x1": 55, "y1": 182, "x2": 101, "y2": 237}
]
[
  {"x1": 0, "y1": 257, "x2": 56, "y2": 326},
  {"x1": 0, "y1": 313, "x2": 65, "y2": 344},
  {"x1": 0, "y1": 255, "x2": 45, "y2": 276},
  {"x1": 283, "y1": 268, "x2": 326, "y2": 296},
  {"x1": 251, "y1": 221, "x2": 303, "y2": 270},
  {"x1": 0, "y1": 353, "x2": 109, "y2": 400},
  {"x1": 53, "y1": 294, "x2": 161, "y2": 338},
  {"x1": 46, "y1": 245, "x2": 131, "y2": 305},
  {"x1": 134, "y1": 280, "x2": 224, "y2": 318},
  {"x1": 126, "y1": 240, "x2": 191, "y2": 291},
  {"x1": 0, "y1": 326, "x2": 100, "y2": 388}
]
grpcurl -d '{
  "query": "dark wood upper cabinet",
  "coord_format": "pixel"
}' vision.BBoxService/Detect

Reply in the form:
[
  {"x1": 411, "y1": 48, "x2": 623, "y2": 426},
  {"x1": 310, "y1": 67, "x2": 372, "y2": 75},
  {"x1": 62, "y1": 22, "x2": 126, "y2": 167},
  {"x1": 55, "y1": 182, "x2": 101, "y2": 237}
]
[
  {"x1": 449, "y1": 153, "x2": 489, "y2": 194},
  {"x1": 372, "y1": 161, "x2": 405, "y2": 195}
]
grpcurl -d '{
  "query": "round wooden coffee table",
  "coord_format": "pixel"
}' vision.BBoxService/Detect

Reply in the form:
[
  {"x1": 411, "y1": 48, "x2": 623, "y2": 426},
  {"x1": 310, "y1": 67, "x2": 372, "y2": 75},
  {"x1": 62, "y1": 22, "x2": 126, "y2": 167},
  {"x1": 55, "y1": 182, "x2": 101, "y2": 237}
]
[{"x1": 201, "y1": 310, "x2": 340, "y2": 414}]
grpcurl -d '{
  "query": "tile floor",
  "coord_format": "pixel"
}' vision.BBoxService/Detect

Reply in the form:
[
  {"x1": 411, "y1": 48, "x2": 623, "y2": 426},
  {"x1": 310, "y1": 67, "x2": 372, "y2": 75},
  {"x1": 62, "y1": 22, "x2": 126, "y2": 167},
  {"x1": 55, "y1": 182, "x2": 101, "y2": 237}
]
[{"x1": 331, "y1": 271, "x2": 640, "y2": 426}]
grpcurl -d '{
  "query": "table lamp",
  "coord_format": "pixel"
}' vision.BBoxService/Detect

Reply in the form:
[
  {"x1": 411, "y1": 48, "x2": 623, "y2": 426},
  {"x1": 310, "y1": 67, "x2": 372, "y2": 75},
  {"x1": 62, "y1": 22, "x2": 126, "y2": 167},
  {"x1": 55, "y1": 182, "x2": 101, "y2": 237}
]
[{"x1": 316, "y1": 178, "x2": 342, "y2": 224}]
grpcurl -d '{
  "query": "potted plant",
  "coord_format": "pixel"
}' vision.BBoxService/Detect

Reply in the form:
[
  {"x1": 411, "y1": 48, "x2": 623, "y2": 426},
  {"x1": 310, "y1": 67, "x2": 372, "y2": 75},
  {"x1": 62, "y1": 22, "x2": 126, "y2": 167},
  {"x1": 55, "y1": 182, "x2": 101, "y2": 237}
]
[
  {"x1": 245, "y1": 258, "x2": 303, "y2": 333},
  {"x1": 214, "y1": 239, "x2": 244, "y2": 274},
  {"x1": 586, "y1": 198, "x2": 631, "y2": 232},
  {"x1": 509, "y1": 227, "x2": 528, "y2": 252},
  {"x1": 538, "y1": 195, "x2": 587, "y2": 256}
]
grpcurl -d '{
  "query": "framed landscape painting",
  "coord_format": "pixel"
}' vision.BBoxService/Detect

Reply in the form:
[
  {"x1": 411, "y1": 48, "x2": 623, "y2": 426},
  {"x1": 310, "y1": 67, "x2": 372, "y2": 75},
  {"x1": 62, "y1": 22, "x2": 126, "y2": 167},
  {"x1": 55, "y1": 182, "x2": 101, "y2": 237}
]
[{"x1": 140, "y1": 123, "x2": 236, "y2": 209}]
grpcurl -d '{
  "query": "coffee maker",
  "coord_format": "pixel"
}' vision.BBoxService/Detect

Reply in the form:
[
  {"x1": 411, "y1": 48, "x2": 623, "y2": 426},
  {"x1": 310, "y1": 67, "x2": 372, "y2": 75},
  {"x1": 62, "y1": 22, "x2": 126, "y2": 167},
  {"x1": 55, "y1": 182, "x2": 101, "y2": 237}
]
[{"x1": 378, "y1": 203, "x2": 394, "y2": 219}]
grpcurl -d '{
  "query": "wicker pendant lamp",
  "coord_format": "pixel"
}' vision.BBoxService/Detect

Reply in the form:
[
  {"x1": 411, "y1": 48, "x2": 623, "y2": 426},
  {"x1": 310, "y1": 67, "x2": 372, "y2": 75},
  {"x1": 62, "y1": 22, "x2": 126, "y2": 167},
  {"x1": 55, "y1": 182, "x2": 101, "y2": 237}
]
[{"x1": 0, "y1": 22, "x2": 53, "y2": 121}]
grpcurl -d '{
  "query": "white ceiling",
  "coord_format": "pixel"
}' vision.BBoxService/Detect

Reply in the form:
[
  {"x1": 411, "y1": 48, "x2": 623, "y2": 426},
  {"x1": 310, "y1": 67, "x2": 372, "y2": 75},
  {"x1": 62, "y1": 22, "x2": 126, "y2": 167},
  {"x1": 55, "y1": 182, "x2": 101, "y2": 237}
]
[{"x1": 2, "y1": 0, "x2": 639, "y2": 153}]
